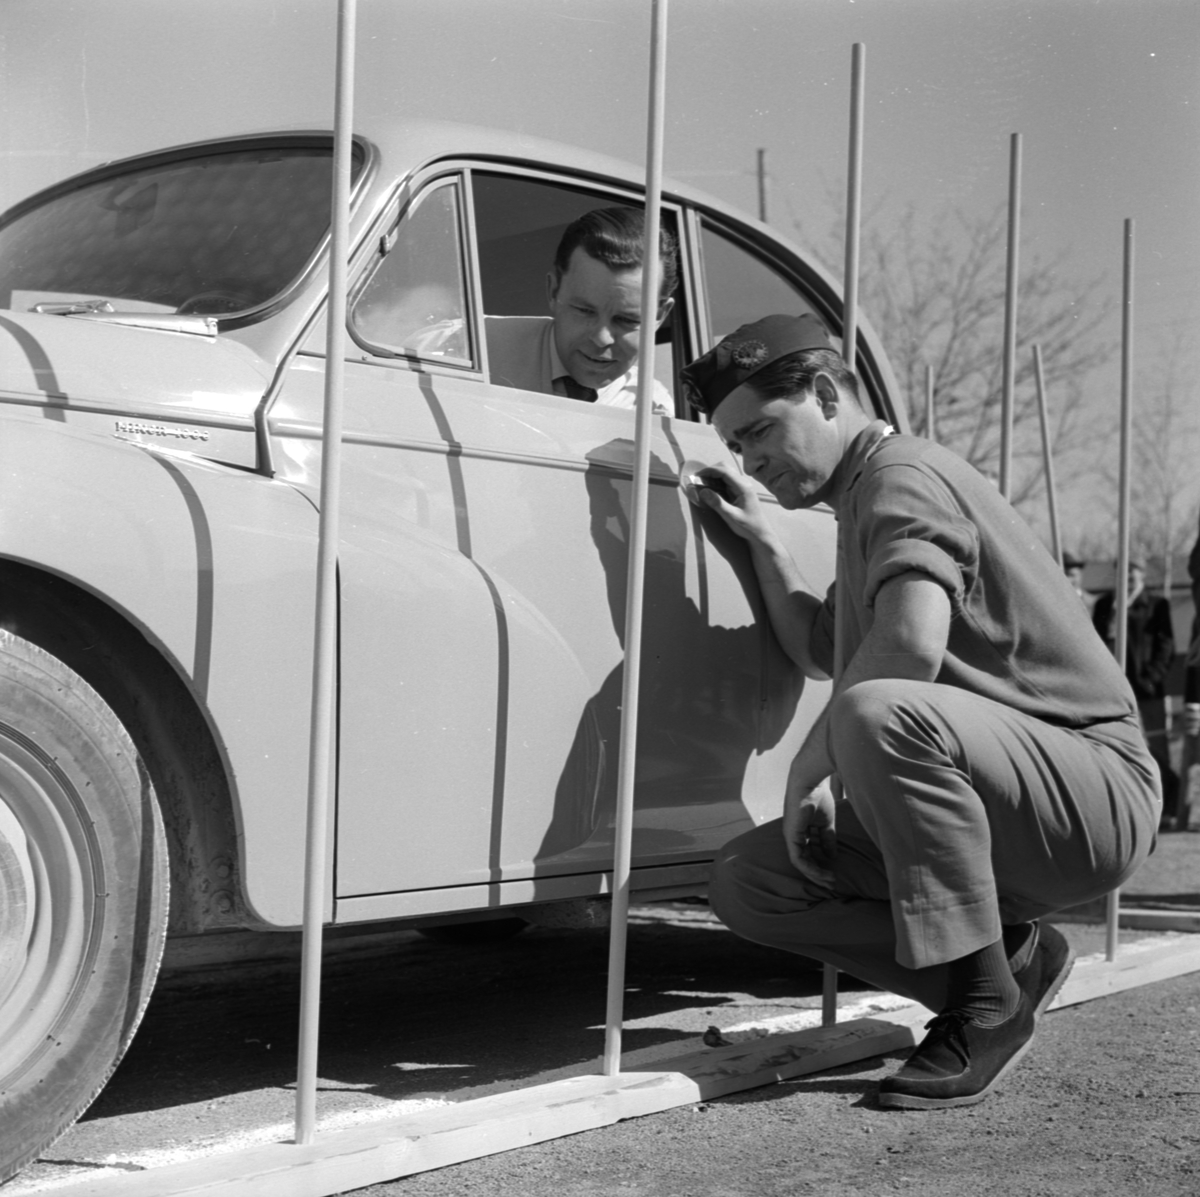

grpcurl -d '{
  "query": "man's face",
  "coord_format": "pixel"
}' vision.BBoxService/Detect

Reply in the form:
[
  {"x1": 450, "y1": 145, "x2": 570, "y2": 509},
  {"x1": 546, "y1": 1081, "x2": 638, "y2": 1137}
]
[
  {"x1": 712, "y1": 379, "x2": 843, "y2": 509},
  {"x1": 547, "y1": 247, "x2": 673, "y2": 390}
]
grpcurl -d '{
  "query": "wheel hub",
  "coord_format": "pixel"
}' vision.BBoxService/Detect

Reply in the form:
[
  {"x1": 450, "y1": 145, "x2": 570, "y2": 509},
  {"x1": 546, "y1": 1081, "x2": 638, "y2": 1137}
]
[{"x1": 0, "y1": 800, "x2": 35, "y2": 1009}]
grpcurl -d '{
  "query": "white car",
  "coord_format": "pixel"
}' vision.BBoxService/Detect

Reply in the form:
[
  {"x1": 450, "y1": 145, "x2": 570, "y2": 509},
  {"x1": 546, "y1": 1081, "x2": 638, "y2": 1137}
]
[{"x1": 0, "y1": 121, "x2": 903, "y2": 1178}]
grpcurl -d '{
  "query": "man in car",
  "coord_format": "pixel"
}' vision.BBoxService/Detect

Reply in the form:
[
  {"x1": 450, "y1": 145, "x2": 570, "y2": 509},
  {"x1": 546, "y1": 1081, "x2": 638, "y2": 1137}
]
[
  {"x1": 680, "y1": 314, "x2": 1160, "y2": 1110},
  {"x1": 486, "y1": 206, "x2": 676, "y2": 414}
]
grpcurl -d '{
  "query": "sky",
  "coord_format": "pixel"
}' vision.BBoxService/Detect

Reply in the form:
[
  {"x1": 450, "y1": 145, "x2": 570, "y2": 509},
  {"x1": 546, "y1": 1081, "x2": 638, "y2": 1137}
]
[{"x1": 0, "y1": 0, "x2": 1196, "y2": 551}]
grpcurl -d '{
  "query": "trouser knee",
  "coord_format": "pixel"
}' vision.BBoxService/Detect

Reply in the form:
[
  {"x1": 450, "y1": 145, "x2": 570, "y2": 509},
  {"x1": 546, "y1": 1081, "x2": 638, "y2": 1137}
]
[{"x1": 828, "y1": 677, "x2": 920, "y2": 773}]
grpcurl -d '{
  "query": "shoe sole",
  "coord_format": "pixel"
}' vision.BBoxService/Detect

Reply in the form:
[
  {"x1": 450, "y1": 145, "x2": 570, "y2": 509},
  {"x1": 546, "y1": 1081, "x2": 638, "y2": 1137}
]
[
  {"x1": 877, "y1": 1034, "x2": 1037, "y2": 1110},
  {"x1": 1034, "y1": 942, "x2": 1075, "y2": 1018}
]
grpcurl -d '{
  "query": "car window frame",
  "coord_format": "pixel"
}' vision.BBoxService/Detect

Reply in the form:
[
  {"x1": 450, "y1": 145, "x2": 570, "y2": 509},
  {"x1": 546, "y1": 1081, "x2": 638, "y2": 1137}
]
[
  {"x1": 345, "y1": 158, "x2": 701, "y2": 416},
  {"x1": 693, "y1": 210, "x2": 896, "y2": 424},
  {"x1": 462, "y1": 162, "x2": 694, "y2": 417},
  {"x1": 346, "y1": 168, "x2": 482, "y2": 373},
  {"x1": 335, "y1": 156, "x2": 899, "y2": 429}
]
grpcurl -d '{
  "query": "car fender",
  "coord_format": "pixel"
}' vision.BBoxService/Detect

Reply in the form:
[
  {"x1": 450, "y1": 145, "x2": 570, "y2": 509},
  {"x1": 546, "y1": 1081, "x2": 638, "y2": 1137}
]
[{"x1": 0, "y1": 418, "x2": 319, "y2": 926}]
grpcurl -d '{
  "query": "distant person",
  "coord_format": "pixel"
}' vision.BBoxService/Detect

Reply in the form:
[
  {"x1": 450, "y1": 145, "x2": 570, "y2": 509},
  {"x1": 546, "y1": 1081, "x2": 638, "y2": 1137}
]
[
  {"x1": 1062, "y1": 551, "x2": 1087, "y2": 604},
  {"x1": 1182, "y1": 518, "x2": 1200, "y2": 827},
  {"x1": 683, "y1": 313, "x2": 1159, "y2": 1111},
  {"x1": 486, "y1": 207, "x2": 676, "y2": 414},
  {"x1": 1092, "y1": 558, "x2": 1178, "y2": 829},
  {"x1": 1188, "y1": 516, "x2": 1200, "y2": 725}
]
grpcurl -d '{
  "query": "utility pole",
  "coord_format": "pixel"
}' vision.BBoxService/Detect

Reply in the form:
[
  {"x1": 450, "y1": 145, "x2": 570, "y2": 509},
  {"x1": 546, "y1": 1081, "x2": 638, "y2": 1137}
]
[{"x1": 756, "y1": 147, "x2": 768, "y2": 223}]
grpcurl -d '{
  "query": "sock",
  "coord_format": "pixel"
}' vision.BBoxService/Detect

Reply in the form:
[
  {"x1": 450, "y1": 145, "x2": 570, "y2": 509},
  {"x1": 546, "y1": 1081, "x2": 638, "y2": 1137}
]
[{"x1": 945, "y1": 937, "x2": 1021, "y2": 1027}]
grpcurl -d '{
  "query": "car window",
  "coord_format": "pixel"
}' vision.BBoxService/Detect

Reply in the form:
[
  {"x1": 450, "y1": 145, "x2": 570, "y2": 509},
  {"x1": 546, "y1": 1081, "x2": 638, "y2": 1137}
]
[
  {"x1": 350, "y1": 178, "x2": 472, "y2": 365},
  {"x1": 697, "y1": 218, "x2": 896, "y2": 420},
  {"x1": 471, "y1": 172, "x2": 683, "y2": 407},
  {"x1": 0, "y1": 144, "x2": 359, "y2": 317},
  {"x1": 700, "y1": 220, "x2": 822, "y2": 342},
  {"x1": 471, "y1": 174, "x2": 609, "y2": 317}
]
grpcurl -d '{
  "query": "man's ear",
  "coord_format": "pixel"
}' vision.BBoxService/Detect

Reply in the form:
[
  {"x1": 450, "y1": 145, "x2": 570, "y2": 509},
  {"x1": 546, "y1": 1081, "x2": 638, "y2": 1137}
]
[
  {"x1": 812, "y1": 371, "x2": 840, "y2": 417},
  {"x1": 546, "y1": 270, "x2": 559, "y2": 311},
  {"x1": 654, "y1": 295, "x2": 676, "y2": 328}
]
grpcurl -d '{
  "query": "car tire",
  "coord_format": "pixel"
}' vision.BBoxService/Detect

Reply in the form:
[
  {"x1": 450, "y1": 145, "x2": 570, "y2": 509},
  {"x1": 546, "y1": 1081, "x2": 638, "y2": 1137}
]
[{"x1": 0, "y1": 630, "x2": 168, "y2": 1183}]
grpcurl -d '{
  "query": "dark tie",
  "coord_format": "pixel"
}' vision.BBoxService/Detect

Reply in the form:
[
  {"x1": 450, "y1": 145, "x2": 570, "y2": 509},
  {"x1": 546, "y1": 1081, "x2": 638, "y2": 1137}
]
[{"x1": 557, "y1": 375, "x2": 598, "y2": 403}]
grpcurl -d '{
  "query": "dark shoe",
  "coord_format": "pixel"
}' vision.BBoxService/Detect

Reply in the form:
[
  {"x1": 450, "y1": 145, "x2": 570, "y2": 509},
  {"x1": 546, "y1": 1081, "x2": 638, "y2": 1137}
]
[
  {"x1": 878, "y1": 994, "x2": 1036, "y2": 1110},
  {"x1": 1013, "y1": 922, "x2": 1074, "y2": 1017}
]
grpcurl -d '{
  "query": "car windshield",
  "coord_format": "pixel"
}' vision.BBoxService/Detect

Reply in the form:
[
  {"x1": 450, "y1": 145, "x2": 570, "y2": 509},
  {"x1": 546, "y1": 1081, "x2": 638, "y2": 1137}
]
[{"x1": 0, "y1": 144, "x2": 358, "y2": 318}]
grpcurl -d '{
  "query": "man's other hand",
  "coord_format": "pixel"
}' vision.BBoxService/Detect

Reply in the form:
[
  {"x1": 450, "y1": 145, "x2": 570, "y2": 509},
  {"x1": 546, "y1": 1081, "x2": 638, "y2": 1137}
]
[{"x1": 783, "y1": 777, "x2": 838, "y2": 891}]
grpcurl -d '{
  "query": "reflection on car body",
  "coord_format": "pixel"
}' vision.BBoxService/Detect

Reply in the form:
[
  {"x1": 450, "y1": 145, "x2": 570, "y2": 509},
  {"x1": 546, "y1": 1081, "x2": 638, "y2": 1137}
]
[{"x1": 0, "y1": 121, "x2": 903, "y2": 1179}]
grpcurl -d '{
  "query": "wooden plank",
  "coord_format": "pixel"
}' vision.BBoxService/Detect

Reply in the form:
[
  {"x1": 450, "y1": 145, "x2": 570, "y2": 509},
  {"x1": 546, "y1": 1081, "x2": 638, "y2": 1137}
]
[
  {"x1": 653, "y1": 1017, "x2": 914, "y2": 1101},
  {"x1": 866, "y1": 936, "x2": 1200, "y2": 1029},
  {"x1": 1048, "y1": 936, "x2": 1200, "y2": 1009},
  {"x1": 51, "y1": 1019, "x2": 915, "y2": 1197}
]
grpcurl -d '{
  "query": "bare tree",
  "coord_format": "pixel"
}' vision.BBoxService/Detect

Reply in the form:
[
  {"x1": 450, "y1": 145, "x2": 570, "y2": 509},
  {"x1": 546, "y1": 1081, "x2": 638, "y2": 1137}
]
[
  {"x1": 1068, "y1": 333, "x2": 1200, "y2": 581},
  {"x1": 808, "y1": 204, "x2": 1115, "y2": 514},
  {"x1": 1121, "y1": 335, "x2": 1200, "y2": 587}
]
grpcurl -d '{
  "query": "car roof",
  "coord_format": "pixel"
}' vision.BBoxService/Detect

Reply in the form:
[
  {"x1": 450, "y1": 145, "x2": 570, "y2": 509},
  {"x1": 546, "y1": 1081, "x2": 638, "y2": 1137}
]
[
  {"x1": 3, "y1": 119, "x2": 904, "y2": 428},
  {"x1": 40, "y1": 118, "x2": 784, "y2": 259}
]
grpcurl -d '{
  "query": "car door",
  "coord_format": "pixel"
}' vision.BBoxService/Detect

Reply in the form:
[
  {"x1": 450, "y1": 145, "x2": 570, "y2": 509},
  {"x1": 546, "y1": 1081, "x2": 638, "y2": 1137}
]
[{"x1": 268, "y1": 162, "x2": 832, "y2": 919}]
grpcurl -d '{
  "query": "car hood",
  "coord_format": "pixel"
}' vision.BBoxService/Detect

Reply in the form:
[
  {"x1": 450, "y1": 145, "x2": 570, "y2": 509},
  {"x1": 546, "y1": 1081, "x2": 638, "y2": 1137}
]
[
  {"x1": 0, "y1": 310, "x2": 274, "y2": 418},
  {"x1": 0, "y1": 311, "x2": 275, "y2": 468}
]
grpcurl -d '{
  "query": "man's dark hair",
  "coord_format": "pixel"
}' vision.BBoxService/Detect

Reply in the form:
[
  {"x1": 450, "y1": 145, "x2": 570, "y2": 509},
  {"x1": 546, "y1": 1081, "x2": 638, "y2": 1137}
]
[
  {"x1": 552, "y1": 207, "x2": 679, "y2": 302},
  {"x1": 746, "y1": 348, "x2": 861, "y2": 407}
]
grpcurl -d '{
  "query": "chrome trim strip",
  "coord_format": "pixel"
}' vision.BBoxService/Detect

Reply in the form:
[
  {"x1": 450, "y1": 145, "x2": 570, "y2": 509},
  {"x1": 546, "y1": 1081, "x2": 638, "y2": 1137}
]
[
  {"x1": 0, "y1": 391, "x2": 255, "y2": 431},
  {"x1": 268, "y1": 419, "x2": 685, "y2": 482},
  {"x1": 460, "y1": 167, "x2": 490, "y2": 378}
]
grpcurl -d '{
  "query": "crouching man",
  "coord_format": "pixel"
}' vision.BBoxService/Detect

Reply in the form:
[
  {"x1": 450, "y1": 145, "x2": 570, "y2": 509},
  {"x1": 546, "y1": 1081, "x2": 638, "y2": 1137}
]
[{"x1": 681, "y1": 314, "x2": 1160, "y2": 1109}]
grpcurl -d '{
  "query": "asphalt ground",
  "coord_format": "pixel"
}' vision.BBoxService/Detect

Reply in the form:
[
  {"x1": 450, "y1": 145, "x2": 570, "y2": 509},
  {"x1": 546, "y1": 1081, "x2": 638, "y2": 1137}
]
[{"x1": 7, "y1": 832, "x2": 1198, "y2": 1195}]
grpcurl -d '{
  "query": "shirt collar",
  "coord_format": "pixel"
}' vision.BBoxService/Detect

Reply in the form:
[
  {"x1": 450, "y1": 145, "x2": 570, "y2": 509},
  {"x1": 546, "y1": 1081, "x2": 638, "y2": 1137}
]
[
  {"x1": 547, "y1": 322, "x2": 640, "y2": 397},
  {"x1": 839, "y1": 419, "x2": 896, "y2": 500}
]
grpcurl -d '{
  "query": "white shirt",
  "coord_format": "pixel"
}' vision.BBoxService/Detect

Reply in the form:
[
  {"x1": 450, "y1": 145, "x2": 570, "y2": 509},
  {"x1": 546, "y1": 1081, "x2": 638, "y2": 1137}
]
[{"x1": 485, "y1": 316, "x2": 672, "y2": 414}]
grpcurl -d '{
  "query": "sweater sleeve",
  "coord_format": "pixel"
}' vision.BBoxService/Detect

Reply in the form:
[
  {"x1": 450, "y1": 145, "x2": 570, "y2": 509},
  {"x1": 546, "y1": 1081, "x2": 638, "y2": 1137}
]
[
  {"x1": 853, "y1": 463, "x2": 979, "y2": 612},
  {"x1": 809, "y1": 583, "x2": 837, "y2": 677}
]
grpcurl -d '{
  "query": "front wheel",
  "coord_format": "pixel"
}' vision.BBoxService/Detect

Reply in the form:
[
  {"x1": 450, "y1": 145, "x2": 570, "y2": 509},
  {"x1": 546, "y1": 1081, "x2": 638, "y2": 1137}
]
[{"x1": 0, "y1": 631, "x2": 168, "y2": 1182}]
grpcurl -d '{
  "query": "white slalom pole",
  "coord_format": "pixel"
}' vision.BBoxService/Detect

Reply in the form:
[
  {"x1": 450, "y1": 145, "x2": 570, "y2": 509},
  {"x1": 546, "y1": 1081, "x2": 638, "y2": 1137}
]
[
  {"x1": 841, "y1": 42, "x2": 865, "y2": 375},
  {"x1": 1000, "y1": 133, "x2": 1021, "y2": 500},
  {"x1": 1108, "y1": 219, "x2": 1135, "y2": 963},
  {"x1": 823, "y1": 40, "x2": 865, "y2": 1030},
  {"x1": 602, "y1": 0, "x2": 668, "y2": 1077},
  {"x1": 295, "y1": 0, "x2": 356, "y2": 1145},
  {"x1": 1032, "y1": 345, "x2": 1063, "y2": 565}
]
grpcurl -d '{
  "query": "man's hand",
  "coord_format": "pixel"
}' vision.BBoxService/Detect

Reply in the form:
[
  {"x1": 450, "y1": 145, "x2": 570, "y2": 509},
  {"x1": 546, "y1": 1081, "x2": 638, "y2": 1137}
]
[
  {"x1": 686, "y1": 465, "x2": 774, "y2": 543},
  {"x1": 783, "y1": 777, "x2": 838, "y2": 891},
  {"x1": 681, "y1": 460, "x2": 829, "y2": 679}
]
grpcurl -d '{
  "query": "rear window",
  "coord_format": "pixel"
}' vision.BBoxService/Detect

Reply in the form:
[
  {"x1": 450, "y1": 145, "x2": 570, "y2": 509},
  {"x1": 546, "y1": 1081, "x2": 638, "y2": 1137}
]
[{"x1": 0, "y1": 144, "x2": 361, "y2": 317}]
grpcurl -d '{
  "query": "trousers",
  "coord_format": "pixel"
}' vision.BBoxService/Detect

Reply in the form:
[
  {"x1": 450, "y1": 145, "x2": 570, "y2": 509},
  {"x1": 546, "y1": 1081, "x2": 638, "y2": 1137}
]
[{"x1": 710, "y1": 679, "x2": 1161, "y2": 1011}]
